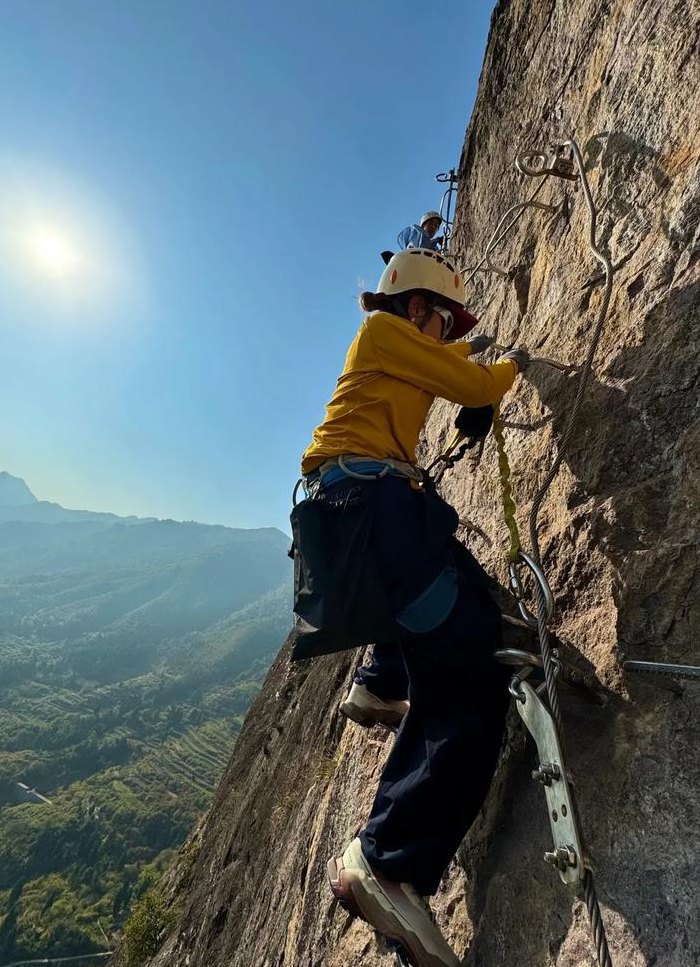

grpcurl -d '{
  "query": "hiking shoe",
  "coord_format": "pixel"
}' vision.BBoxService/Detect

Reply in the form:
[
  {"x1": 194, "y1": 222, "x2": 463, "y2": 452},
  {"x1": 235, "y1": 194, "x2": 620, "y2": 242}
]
[
  {"x1": 339, "y1": 682, "x2": 409, "y2": 729},
  {"x1": 327, "y1": 838, "x2": 460, "y2": 967}
]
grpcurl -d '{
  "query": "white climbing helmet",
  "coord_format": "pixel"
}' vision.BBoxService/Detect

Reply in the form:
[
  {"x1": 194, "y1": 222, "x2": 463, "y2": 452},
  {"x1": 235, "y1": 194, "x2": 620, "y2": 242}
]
[
  {"x1": 420, "y1": 211, "x2": 442, "y2": 228},
  {"x1": 378, "y1": 248, "x2": 463, "y2": 303},
  {"x1": 376, "y1": 248, "x2": 478, "y2": 336}
]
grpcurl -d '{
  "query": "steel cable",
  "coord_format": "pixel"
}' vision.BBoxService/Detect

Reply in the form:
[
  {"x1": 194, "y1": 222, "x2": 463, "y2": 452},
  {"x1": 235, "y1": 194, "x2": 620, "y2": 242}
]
[
  {"x1": 583, "y1": 869, "x2": 614, "y2": 967},
  {"x1": 523, "y1": 139, "x2": 614, "y2": 967},
  {"x1": 527, "y1": 139, "x2": 614, "y2": 573},
  {"x1": 439, "y1": 138, "x2": 615, "y2": 967}
]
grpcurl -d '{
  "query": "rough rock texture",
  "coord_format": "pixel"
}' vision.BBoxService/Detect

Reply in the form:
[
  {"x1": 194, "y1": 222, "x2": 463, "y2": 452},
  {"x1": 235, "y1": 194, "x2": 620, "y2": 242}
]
[{"x1": 136, "y1": 1, "x2": 700, "y2": 965}]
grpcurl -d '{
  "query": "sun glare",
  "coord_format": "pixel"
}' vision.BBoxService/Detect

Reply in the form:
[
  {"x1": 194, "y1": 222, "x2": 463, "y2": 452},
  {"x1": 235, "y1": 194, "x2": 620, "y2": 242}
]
[
  {"x1": 0, "y1": 162, "x2": 142, "y2": 322},
  {"x1": 32, "y1": 231, "x2": 80, "y2": 276}
]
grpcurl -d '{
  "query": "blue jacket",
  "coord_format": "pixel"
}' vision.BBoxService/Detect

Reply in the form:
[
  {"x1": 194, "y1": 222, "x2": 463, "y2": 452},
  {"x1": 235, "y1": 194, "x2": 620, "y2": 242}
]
[{"x1": 397, "y1": 224, "x2": 441, "y2": 251}]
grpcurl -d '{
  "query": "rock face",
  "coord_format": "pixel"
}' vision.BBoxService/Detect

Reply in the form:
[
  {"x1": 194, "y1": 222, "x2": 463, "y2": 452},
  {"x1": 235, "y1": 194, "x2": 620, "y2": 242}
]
[{"x1": 136, "y1": 2, "x2": 700, "y2": 965}]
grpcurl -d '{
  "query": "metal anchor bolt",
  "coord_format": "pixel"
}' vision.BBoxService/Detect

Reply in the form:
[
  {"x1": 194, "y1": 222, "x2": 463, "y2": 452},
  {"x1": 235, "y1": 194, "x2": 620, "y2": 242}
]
[
  {"x1": 544, "y1": 846, "x2": 578, "y2": 871},
  {"x1": 532, "y1": 762, "x2": 561, "y2": 785}
]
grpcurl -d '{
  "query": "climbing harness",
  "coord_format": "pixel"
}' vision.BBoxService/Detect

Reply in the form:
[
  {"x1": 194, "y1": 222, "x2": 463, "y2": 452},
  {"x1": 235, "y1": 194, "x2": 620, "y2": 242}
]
[
  {"x1": 435, "y1": 168, "x2": 459, "y2": 252},
  {"x1": 434, "y1": 139, "x2": 616, "y2": 967},
  {"x1": 294, "y1": 455, "x2": 425, "y2": 504}
]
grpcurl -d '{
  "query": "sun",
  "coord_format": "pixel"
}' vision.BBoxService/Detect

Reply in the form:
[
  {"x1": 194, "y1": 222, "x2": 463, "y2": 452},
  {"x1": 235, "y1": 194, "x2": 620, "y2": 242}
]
[{"x1": 31, "y1": 231, "x2": 80, "y2": 276}]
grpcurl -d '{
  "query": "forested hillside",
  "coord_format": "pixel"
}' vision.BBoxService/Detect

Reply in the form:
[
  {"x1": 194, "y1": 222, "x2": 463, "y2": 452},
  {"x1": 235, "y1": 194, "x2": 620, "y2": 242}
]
[{"x1": 0, "y1": 476, "x2": 292, "y2": 963}]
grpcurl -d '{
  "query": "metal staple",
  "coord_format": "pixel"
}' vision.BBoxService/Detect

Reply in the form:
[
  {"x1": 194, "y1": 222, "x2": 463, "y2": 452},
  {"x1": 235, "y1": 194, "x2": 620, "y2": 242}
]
[{"x1": 461, "y1": 176, "x2": 551, "y2": 287}]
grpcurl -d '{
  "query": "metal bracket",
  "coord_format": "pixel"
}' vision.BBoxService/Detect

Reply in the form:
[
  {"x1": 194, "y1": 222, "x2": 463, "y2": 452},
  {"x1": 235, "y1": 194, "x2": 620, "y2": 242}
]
[
  {"x1": 515, "y1": 680, "x2": 584, "y2": 884},
  {"x1": 532, "y1": 762, "x2": 561, "y2": 785},
  {"x1": 516, "y1": 148, "x2": 579, "y2": 181},
  {"x1": 387, "y1": 940, "x2": 413, "y2": 966}
]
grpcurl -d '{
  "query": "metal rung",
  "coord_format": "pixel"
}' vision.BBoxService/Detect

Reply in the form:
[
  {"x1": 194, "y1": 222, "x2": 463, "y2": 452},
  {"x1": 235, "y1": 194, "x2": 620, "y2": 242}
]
[
  {"x1": 495, "y1": 648, "x2": 593, "y2": 691},
  {"x1": 623, "y1": 660, "x2": 700, "y2": 682},
  {"x1": 496, "y1": 647, "x2": 544, "y2": 669}
]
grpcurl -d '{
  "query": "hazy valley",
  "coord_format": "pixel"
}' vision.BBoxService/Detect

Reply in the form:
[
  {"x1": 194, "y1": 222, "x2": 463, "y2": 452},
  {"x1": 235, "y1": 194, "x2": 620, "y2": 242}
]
[{"x1": 0, "y1": 472, "x2": 291, "y2": 963}]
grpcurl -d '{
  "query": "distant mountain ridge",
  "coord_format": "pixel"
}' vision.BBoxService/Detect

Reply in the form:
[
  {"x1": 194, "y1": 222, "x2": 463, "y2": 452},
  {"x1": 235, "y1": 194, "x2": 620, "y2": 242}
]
[
  {"x1": 0, "y1": 471, "x2": 154, "y2": 525},
  {"x1": 0, "y1": 471, "x2": 37, "y2": 507},
  {"x1": 0, "y1": 472, "x2": 290, "y2": 577}
]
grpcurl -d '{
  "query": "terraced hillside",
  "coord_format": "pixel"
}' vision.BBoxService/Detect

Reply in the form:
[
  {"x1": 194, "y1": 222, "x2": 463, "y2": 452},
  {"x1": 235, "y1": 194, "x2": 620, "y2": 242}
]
[{"x1": 0, "y1": 479, "x2": 292, "y2": 963}]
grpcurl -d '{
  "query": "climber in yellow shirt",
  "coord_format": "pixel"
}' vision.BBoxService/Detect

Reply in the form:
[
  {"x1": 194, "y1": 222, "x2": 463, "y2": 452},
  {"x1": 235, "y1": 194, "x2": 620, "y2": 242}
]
[
  {"x1": 290, "y1": 248, "x2": 529, "y2": 967},
  {"x1": 301, "y1": 305, "x2": 516, "y2": 473}
]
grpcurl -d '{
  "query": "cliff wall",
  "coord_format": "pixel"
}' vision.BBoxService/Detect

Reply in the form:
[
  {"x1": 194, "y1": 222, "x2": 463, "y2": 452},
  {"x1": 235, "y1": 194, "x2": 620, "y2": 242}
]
[{"x1": 137, "y1": 1, "x2": 700, "y2": 964}]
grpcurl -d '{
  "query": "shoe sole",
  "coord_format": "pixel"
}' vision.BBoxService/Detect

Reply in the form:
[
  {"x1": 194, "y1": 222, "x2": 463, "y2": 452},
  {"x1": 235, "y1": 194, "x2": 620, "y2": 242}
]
[
  {"x1": 327, "y1": 857, "x2": 455, "y2": 967},
  {"x1": 339, "y1": 700, "x2": 405, "y2": 730}
]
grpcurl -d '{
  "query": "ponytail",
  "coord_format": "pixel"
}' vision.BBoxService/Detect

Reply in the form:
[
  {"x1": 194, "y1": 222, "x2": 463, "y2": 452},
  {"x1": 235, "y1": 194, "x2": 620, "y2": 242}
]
[
  {"x1": 359, "y1": 291, "x2": 394, "y2": 313},
  {"x1": 360, "y1": 290, "x2": 420, "y2": 319}
]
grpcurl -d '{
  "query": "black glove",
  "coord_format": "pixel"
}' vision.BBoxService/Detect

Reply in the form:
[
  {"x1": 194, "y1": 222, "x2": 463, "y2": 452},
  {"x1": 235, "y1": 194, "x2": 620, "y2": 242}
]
[
  {"x1": 501, "y1": 347, "x2": 530, "y2": 373},
  {"x1": 466, "y1": 334, "x2": 494, "y2": 354},
  {"x1": 454, "y1": 404, "x2": 494, "y2": 439}
]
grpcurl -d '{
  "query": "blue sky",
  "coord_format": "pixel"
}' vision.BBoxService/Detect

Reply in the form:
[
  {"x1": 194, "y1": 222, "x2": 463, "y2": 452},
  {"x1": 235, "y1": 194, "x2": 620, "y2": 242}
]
[{"x1": 0, "y1": 0, "x2": 495, "y2": 534}]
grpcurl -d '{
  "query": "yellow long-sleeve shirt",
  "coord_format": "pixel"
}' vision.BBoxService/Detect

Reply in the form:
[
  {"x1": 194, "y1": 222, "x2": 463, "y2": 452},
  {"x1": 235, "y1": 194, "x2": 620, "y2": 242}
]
[{"x1": 301, "y1": 311, "x2": 517, "y2": 472}]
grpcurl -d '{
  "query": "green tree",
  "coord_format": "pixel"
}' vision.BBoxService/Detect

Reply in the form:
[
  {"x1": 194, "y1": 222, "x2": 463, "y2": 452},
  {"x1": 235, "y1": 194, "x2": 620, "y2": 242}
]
[{"x1": 122, "y1": 890, "x2": 175, "y2": 966}]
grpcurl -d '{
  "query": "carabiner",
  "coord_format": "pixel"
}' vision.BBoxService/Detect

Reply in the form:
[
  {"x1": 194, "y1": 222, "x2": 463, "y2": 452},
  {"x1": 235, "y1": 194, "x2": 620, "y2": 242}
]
[
  {"x1": 292, "y1": 478, "x2": 304, "y2": 506},
  {"x1": 508, "y1": 549, "x2": 555, "y2": 628}
]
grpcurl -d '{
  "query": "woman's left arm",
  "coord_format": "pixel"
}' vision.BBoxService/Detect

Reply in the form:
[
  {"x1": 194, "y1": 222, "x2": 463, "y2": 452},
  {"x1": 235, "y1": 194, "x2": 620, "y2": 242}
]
[{"x1": 367, "y1": 313, "x2": 517, "y2": 406}]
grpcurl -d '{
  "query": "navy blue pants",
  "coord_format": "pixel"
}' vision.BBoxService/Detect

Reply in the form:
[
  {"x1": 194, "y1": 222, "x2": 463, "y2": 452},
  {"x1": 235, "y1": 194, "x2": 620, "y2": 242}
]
[
  {"x1": 346, "y1": 479, "x2": 511, "y2": 896},
  {"x1": 355, "y1": 644, "x2": 409, "y2": 700},
  {"x1": 358, "y1": 584, "x2": 510, "y2": 895}
]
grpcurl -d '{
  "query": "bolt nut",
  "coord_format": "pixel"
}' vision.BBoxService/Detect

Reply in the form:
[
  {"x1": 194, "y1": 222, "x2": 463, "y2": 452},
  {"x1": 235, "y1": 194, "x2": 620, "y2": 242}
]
[
  {"x1": 532, "y1": 762, "x2": 561, "y2": 785},
  {"x1": 544, "y1": 846, "x2": 578, "y2": 871}
]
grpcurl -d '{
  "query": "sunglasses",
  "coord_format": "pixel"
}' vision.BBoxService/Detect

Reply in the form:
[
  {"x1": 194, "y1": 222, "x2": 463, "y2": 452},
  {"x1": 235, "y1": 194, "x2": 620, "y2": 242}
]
[{"x1": 433, "y1": 305, "x2": 454, "y2": 340}]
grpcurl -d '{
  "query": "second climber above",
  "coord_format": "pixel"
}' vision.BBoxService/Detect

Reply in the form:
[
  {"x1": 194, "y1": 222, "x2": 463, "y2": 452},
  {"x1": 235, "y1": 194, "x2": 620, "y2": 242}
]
[{"x1": 397, "y1": 210, "x2": 445, "y2": 251}]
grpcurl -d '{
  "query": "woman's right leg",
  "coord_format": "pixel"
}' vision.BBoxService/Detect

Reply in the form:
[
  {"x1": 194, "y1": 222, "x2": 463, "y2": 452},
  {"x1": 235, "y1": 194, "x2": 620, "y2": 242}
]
[
  {"x1": 354, "y1": 642, "x2": 409, "y2": 701},
  {"x1": 359, "y1": 583, "x2": 510, "y2": 895},
  {"x1": 340, "y1": 642, "x2": 409, "y2": 728}
]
